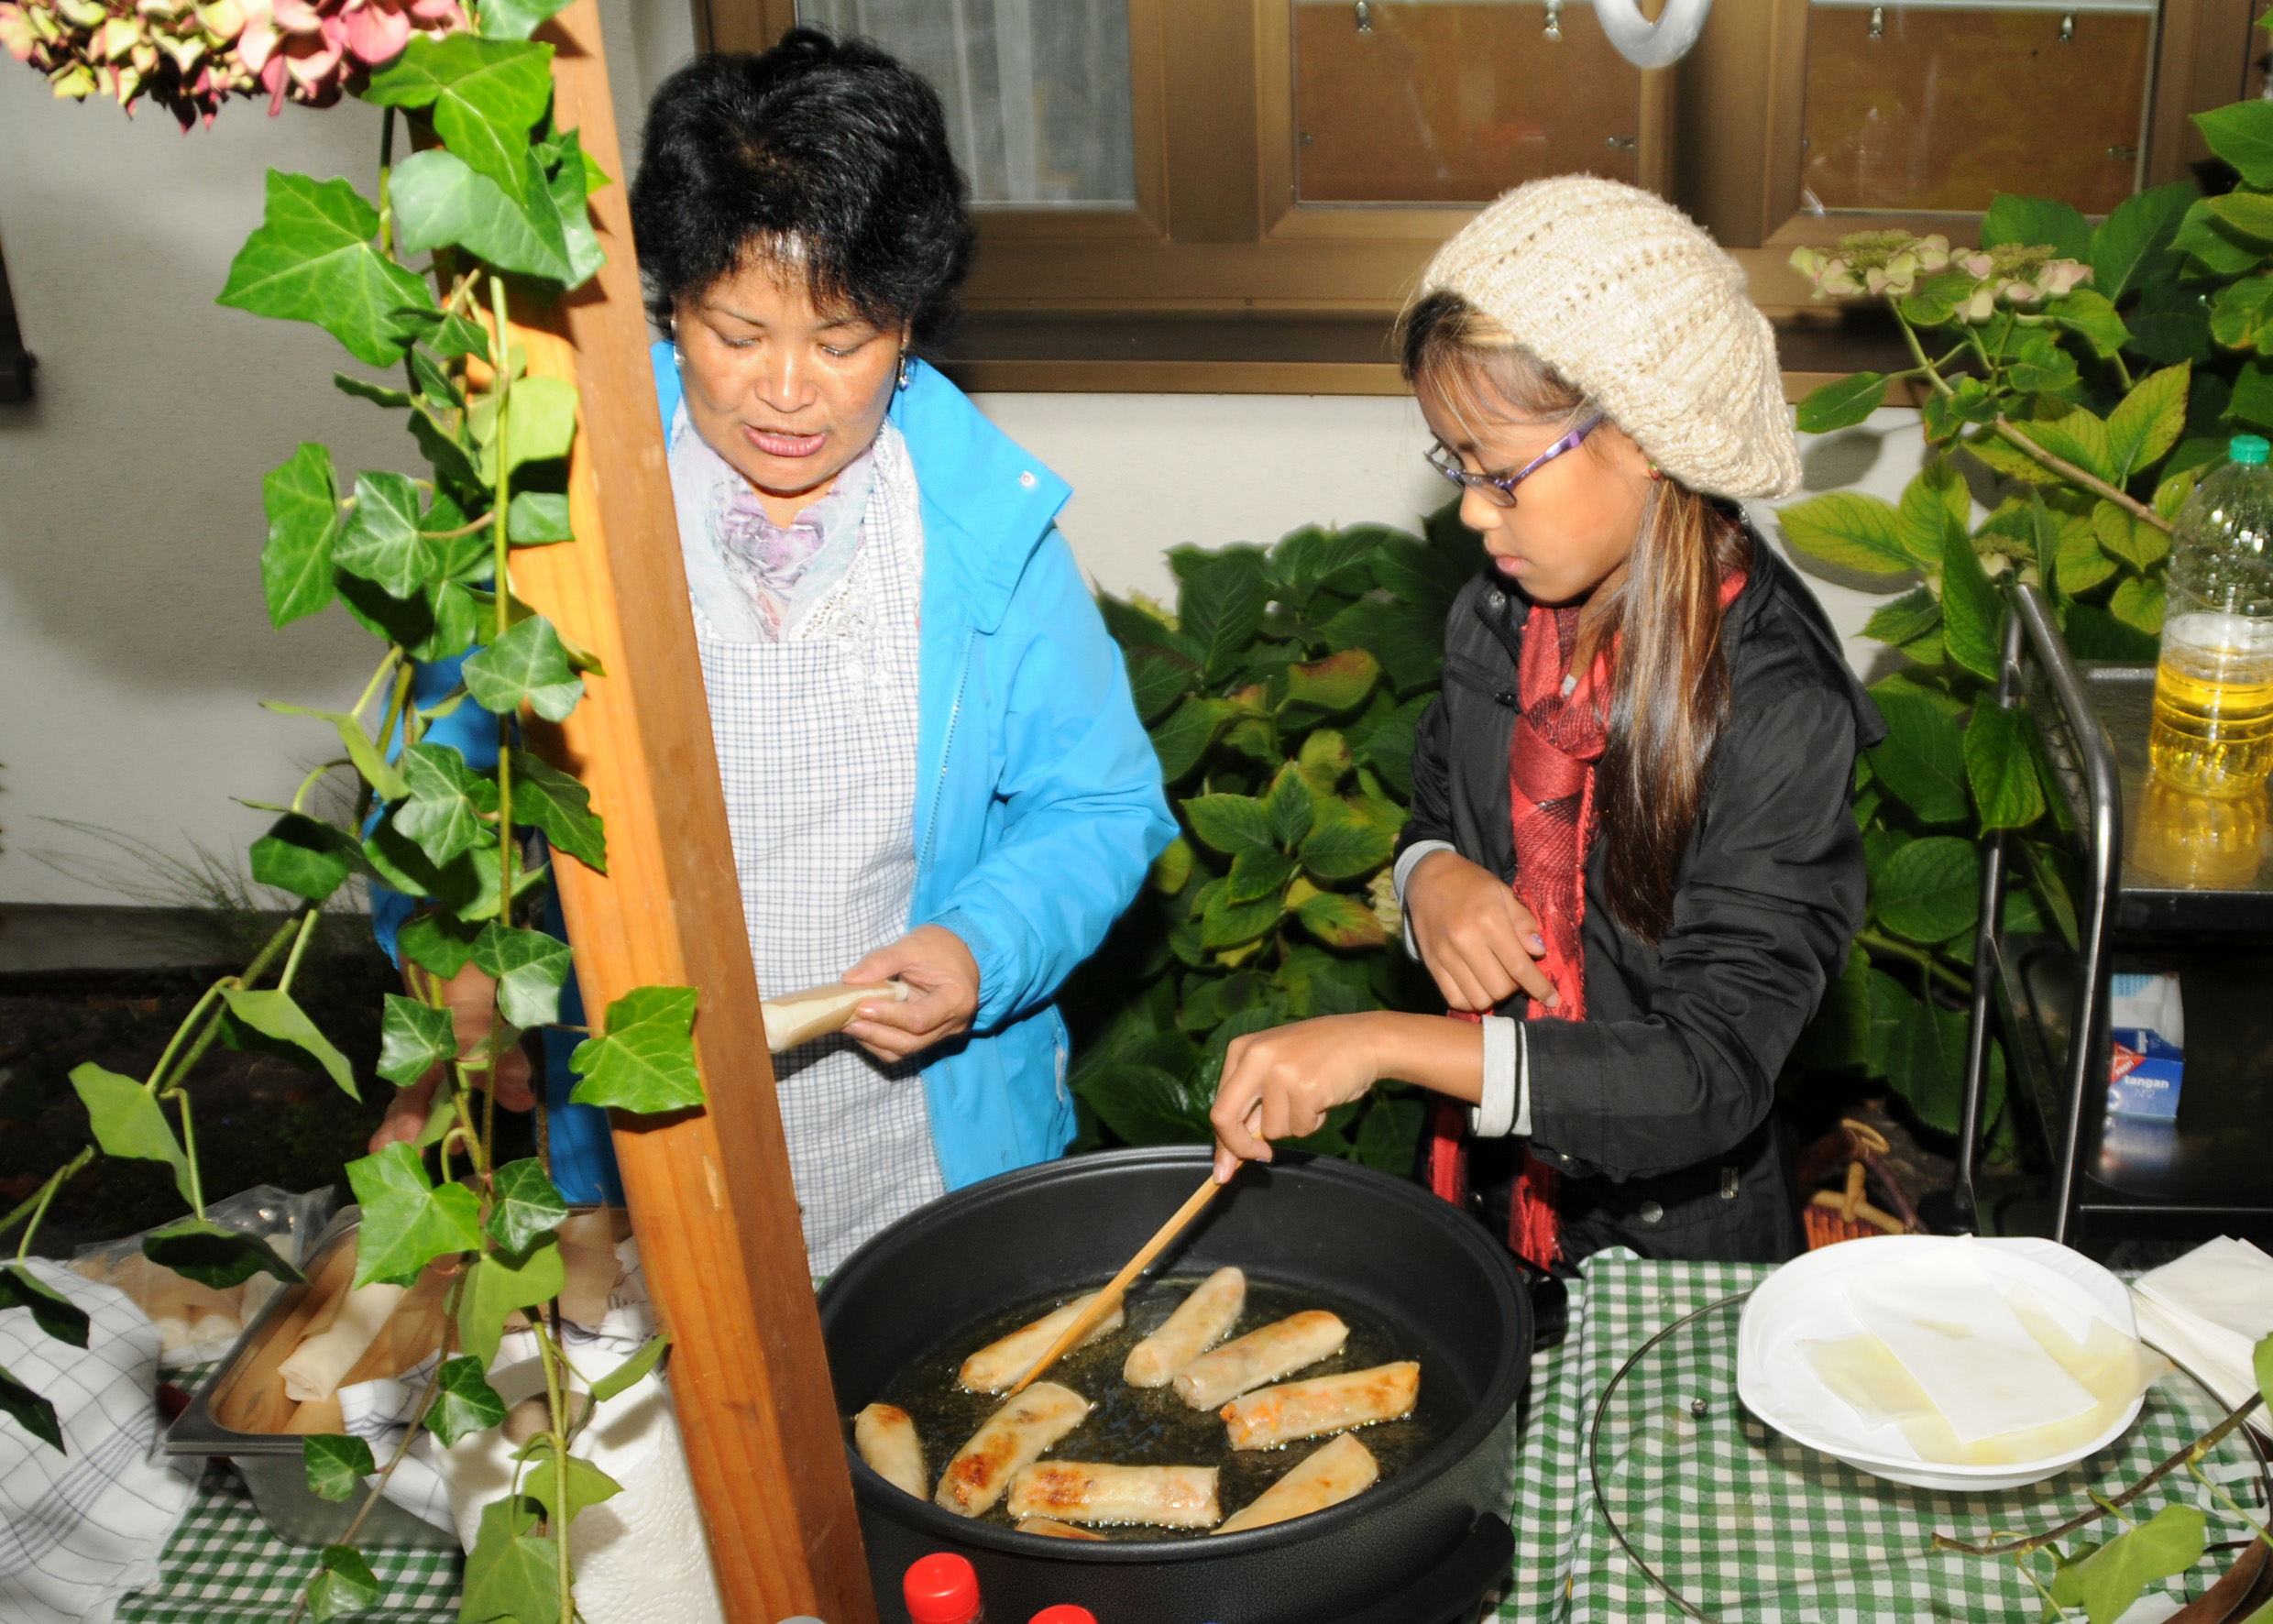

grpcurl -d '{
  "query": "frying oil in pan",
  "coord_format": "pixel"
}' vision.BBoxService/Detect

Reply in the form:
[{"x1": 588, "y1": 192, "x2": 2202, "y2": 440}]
[{"x1": 866, "y1": 1276, "x2": 1459, "y2": 1541}]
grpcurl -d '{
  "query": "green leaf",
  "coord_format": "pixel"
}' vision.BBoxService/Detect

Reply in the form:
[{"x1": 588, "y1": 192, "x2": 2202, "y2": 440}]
[
  {"x1": 1268, "y1": 523, "x2": 1382, "y2": 607},
  {"x1": 2172, "y1": 199, "x2": 2268, "y2": 277},
  {"x1": 346, "y1": 1142, "x2": 483, "y2": 1289},
  {"x1": 0, "y1": 1265, "x2": 91, "y2": 1348},
  {"x1": 1352, "y1": 693, "x2": 1430, "y2": 798},
  {"x1": 2194, "y1": 102, "x2": 2273, "y2": 188},
  {"x1": 1320, "y1": 596, "x2": 1445, "y2": 696},
  {"x1": 364, "y1": 36, "x2": 555, "y2": 206},
  {"x1": 1148, "y1": 697, "x2": 1234, "y2": 783},
  {"x1": 487, "y1": 1158, "x2": 568, "y2": 1258},
  {"x1": 1897, "y1": 462, "x2": 1970, "y2": 567},
  {"x1": 1079, "y1": 1061, "x2": 1213, "y2": 1146},
  {"x1": 2255, "y1": 1330, "x2": 2272, "y2": 1410},
  {"x1": 1981, "y1": 192, "x2": 2092, "y2": 262},
  {"x1": 457, "y1": 1237, "x2": 564, "y2": 1367},
  {"x1": 2070, "y1": 1505, "x2": 2205, "y2": 1624},
  {"x1": 221, "y1": 987, "x2": 358, "y2": 1100},
  {"x1": 2093, "y1": 499, "x2": 2169, "y2": 574},
  {"x1": 2049, "y1": 289, "x2": 2130, "y2": 361},
  {"x1": 477, "y1": 0, "x2": 573, "y2": 40},
  {"x1": 424, "y1": 1355, "x2": 510, "y2": 1448},
  {"x1": 1776, "y1": 492, "x2": 1913, "y2": 576},
  {"x1": 335, "y1": 370, "x2": 413, "y2": 410},
  {"x1": 1352, "y1": 1093, "x2": 1423, "y2": 1177},
  {"x1": 1868, "y1": 681, "x2": 1970, "y2": 825},
  {"x1": 1299, "y1": 799, "x2": 1396, "y2": 882},
  {"x1": 2026, "y1": 408, "x2": 2117, "y2": 488},
  {"x1": 308, "y1": 1543, "x2": 382, "y2": 1621},
  {"x1": 2211, "y1": 277, "x2": 2273, "y2": 351},
  {"x1": 1201, "y1": 882, "x2": 1283, "y2": 949},
  {"x1": 1938, "y1": 531, "x2": 2003, "y2": 683},
  {"x1": 472, "y1": 922, "x2": 572, "y2": 1029},
  {"x1": 377, "y1": 994, "x2": 456, "y2": 1090},
  {"x1": 1867, "y1": 969, "x2": 1976, "y2": 1135},
  {"x1": 1796, "y1": 371, "x2": 1889, "y2": 434},
  {"x1": 1279, "y1": 650, "x2": 1380, "y2": 727},
  {"x1": 1182, "y1": 794, "x2": 1274, "y2": 857},
  {"x1": 2105, "y1": 363, "x2": 2190, "y2": 484},
  {"x1": 588, "y1": 1333, "x2": 668, "y2": 1404},
  {"x1": 2092, "y1": 181, "x2": 2196, "y2": 302},
  {"x1": 302, "y1": 1434, "x2": 377, "y2": 1503},
  {"x1": 1964, "y1": 703, "x2": 2046, "y2": 831},
  {"x1": 507, "y1": 490, "x2": 573, "y2": 545},
  {"x1": 397, "y1": 743, "x2": 500, "y2": 868},
  {"x1": 494, "y1": 375, "x2": 579, "y2": 473},
  {"x1": 395, "y1": 143, "x2": 579, "y2": 278},
  {"x1": 1290, "y1": 886, "x2": 1387, "y2": 950},
  {"x1": 70, "y1": 1061, "x2": 192, "y2": 1201},
  {"x1": 1862, "y1": 587, "x2": 1941, "y2": 648},
  {"x1": 216, "y1": 170, "x2": 435, "y2": 368},
  {"x1": 1791, "y1": 945, "x2": 1872, "y2": 1071},
  {"x1": 463, "y1": 614, "x2": 585, "y2": 722},
  {"x1": 2007, "y1": 328, "x2": 2081, "y2": 397},
  {"x1": 511, "y1": 1434, "x2": 623, "y2": 1531},
  {"x1": 332, "y1": 471, "x2": 434, "y2": 599},
  {"x1": 1265, "y1": 763, "x2": 1317, "y2": 848},
  {"x1": 2111, "y1": 575, "x2": 2167, "y2": 635},
  {"x1": 1179, "y1": 553, "x2": 1268, "y2": 683},
  {"x1": 141, "y1": 1218, "x2": 305, "y2": 1289},
  {"x1": 1226, "y1": 846, "x2": 1296, "y2": 905},
  {"x1": 2063, "y1": 601, "x2": 2162, "y2": 662},
  {"x1": 2212, "y1": 193, "x2": 2273, "y2": 251},
  {"x1": 568, "y1": 985, "x2": 703, "y2": 1114},
  {"x1": 2057, "y1": 507, "x2": 2120, "y2": 594},
  {"x1": 1125, "y1": 644, "x2": 1198, "y2": 726},
  {"x1": 535, "y1": 126, "x2": 605, "y2": 289},
  {"x1": 260, "y1": 443, "x2": 341, "y2": 627},
  {"x1": 1875, "y1": 835, "x2": 1981, "y2": 943},
  {"x1": 0, "y1": 1363, "x2": 62, "y2": 1452},
  {"x1": 398, "y1": 910, "x2": 484, "y2": 979},
  {"x1": 507, "y1": 750, "x2": 607, "y2": 872},
  {"x1": 2128, "y1": 280, "x2": 2214, "y2": 366},
  {"x1": 250, "y1": 813, "x2": 366, "y2": 905}
]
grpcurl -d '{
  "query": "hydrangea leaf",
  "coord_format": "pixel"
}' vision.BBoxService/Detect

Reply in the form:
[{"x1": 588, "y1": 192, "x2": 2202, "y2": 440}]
[
  {"x1": 0, "y1": 1265, "x2": 91, "y2": 1349},
  {"x1": 70, "y1": 1062, "x2": 192, "y2": 1202},
  {"x1": 463, "y1": 615, "x2": 585, "y2": 722},
  {"x1": 1963, "y1": 703, "x2": 2047, "y2": 831},
  {"x1": 507, "y1": 750, "x2": 606, "y2": 872},
  {"x1": 1183, "y1": 793, "x2": 1273, "y2": 857},
  {"x1": 142, "y1": 1219, "x2": 305, "y2": 1289},
  {"x1": 1290, "y1": 883, "x2": 1388, "y2": 950},
  {"x1": 1147, "y1": 696, "x2": 1235, "y2": 783},
  {"x1": 217, "y1": 170, "x2": 435, "y2": 368},
  {"x1": 471, "y1": 922, "x2": 571, "y2": 1029},
  {"x1": 456, "y1": 1237, "x2": 563, "y2": 1368},
  {"x1": 1299, "y1": 798, "x2": 1396, "y2": 882},
  {"x1": 423, "y1": 1354, "x2": 510, "y2": 1447},
  {"x1": 363, "y1": 36, "x2": 555, "y2": 207},
  {"x1": 1873, "y1": 835, "x2": 1981, "y2": 944},
  {"x1": 396, "y1": 742, "x2": 500, "y2": 868},
  {"x1": 487, "y1": 1158, "x2": 568, "y2": 1258},
  {"x1": 1796, "y1": 371, "x2": 1888, "y2": 434},
  {"x1": 302, "y1": 1434, "x2": 376, "y2": 1503},
  {"x1": 397, "y1": 910, "x2": 484, "y2": 979},
  {"x1": 259, "y1": 443, "x2": 340, "y2": 627},
  {"x1": 568, "y1": 986, "x2": 703, "y2": 1114},
  {"x1": 1776, "y1": 492, "x2": 1912, "y2": 576},
  {"x1": 377, "y1": 994, "x2": 456, "y2": 1089},
  {"x1": 249, "y1": 813, "x2": 367, "y2": 905},
  {"x1": 219, "y1": 988, "x2": 358, "y2": 1100},
  {"x1": 308, "y1": 1544, "x2": 382, "y2": 1622},
  {"x1": 345, "y1": 1143, "x2": 482, "y2": 1288},
  {"x1": 1938, "y1": 530, "x2": 2004, "y2": 683}
]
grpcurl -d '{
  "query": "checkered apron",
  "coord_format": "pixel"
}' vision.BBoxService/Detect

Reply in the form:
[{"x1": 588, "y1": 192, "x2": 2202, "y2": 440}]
[{"x1": 690, "y1": 421, "x2": 946, "y2": 1274}]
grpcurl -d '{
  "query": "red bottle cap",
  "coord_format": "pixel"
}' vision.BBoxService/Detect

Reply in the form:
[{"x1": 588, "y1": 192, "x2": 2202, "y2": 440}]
[
  {"x1": 904, "y1": 1553, "x2": 983, "y2": 1624},
  {"x1": 1029, "y1": 1609, "x2": 1098, "y2": 1624}
]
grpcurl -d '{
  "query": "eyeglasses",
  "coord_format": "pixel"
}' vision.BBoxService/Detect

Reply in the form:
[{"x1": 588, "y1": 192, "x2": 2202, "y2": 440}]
[{"x1": 1426, "y1": 415, "x2": 1605, "y2": 508}]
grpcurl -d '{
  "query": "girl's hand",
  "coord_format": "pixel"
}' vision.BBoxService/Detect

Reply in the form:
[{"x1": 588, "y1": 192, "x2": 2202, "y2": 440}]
[
  {"x1": 1209, "y1": 1014, "x2": 1387, "y2": 1181},
  {"x1": 1404, "y1": 850, "x2": 1560, "y2": 1014},
  {"x1": 368, "y1": 961, "x2": 534, "y2": 1153},
  {"x1": 840, "y1": 925, "x2": 981, "y2": 1063}
]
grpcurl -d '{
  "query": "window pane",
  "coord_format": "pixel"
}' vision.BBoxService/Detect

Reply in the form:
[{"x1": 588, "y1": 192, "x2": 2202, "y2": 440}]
[
  {"x1": 1293, "y1": 1, "x2": 1643, "y2": 204},
  {"x1": 1800, "y1": 0, "x2": 2151, "y2": 214},
  {"x1": 796, "y1": 0, "x2": 1136, "y2": 206}
]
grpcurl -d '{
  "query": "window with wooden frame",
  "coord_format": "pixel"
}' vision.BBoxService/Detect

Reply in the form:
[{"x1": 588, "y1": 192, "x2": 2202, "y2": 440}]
[{"x1": 692, "y1": 0, "x2": 2265, "y2": 393}]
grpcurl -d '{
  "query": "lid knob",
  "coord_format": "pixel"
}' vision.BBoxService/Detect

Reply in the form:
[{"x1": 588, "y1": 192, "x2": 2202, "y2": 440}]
[
  {"x1": 1028, "y1": 1609, "x2": 1100, "y2": 1624},
  {"x1": 904, "y1": 1553, "x2": 983, "y2": 1624}
]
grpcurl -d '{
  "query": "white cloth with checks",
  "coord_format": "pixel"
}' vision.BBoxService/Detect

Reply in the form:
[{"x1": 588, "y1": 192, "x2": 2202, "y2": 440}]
[{"x1": 675, "y1": 407, "x2": 946, "y2": 1273}]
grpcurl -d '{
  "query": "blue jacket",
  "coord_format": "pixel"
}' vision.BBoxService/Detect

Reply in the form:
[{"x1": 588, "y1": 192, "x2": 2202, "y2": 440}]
[{"x1": 376, "y1": 350, "x2": 1174, "y2": 1191}]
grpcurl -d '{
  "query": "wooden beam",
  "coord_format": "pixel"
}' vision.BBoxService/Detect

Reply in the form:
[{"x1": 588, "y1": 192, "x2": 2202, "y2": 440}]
[{"x1": 510, "y1": 8, "x2": 877, "y2": 1620}]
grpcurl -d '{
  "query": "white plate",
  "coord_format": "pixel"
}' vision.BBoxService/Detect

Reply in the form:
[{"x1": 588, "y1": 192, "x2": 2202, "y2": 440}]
[{"x1": 1735, "y1": 1234, "x2": 2144, "y2": 1491}]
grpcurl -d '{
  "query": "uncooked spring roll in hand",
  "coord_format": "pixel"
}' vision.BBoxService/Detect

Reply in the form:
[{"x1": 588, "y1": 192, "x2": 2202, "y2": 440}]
[
  {"x1": 959, "y1": 1294, "x2": 1126, "y2": 1393},
  {"x1": 1222, "y1": 1361, "x2": 1420, "y2": 1451},
  {"x1": 1214, "y1": 1433, "x2": 1379, "y2": 1532},
  {"x1": 1008, "y1": 1463, "x2": 1221, "y2": 1529},
  {"x1": 1173, "y1": 1310, "x2": 1347, "y2": 1410},
  {"x1": 761, "y1": 981, "x2": 908, "y2": 1052},
  {"x1": 934, "y1": 1382, "x2": 1092, "y2": 1518},
  {"x1": 1124, "y1": 1267, "x2": 1246, "y2": 1388},
  {"x1": 853, "y1": 1402, "x2": 927, "y2": 1499}
]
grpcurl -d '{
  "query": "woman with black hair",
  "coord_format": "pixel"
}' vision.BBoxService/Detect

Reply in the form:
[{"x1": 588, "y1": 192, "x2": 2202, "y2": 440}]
[{"x1": 368, "y1": 30, "x2": 1174, "y2": 1272}]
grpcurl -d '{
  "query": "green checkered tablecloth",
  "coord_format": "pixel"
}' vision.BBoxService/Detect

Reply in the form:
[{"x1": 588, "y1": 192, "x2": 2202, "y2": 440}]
[{"x1": 1502, "y1": 1250, "x2": 2266, "y2": 1624}]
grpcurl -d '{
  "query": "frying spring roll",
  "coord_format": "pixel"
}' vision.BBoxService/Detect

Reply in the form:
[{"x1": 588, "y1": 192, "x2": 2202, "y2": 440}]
[
  {"x1": 1172, "y1": 1310, "x2": 1347, "y2": 1410},
  {"x1": 934, "y1": 1381, "x2": 1092, "y2": 1518},
  {"x1": 959, "y1": 1294, "x2": 1126, "y2": 1393},
  {"x1": 1222, "y1": 1361, "x2": 1420, "y2": 1451},
  {"x1": 1008, "y1": 1462, "x2": 1221, "y2": 1529},
  {"x1": 852, "y1": 1402, "x2": 926, "y2": 1499},
  {"x1": 1018, "y1": 1516, "x2": 1107, "y2": 1541},
  {"x1": 1124, "y1": 1267, "x2": 1246, "y2": 1388},
  {"x1": 1214, "y1": 1433, "x2": 1379, "y2": 1532}
]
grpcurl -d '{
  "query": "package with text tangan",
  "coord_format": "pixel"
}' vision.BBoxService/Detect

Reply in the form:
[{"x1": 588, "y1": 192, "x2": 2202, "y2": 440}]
[{"x1": 2107, "y1": 971, "x2": 2184, "y2": 1121}]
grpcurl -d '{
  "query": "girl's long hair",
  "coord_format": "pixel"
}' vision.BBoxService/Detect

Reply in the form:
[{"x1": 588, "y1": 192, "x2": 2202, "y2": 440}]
[{"x1": 1398, "y1": 290, "x2": 1751, "y2": 943}]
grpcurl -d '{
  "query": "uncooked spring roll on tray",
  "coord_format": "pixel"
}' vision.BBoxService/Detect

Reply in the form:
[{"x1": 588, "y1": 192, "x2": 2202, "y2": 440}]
[
  {"x1": 934, "y1": 1381, "x2": 1093, "y2": 1518},
  {"x1": 279, "y1": 1280, "x2": 408, "y2": 1403},
  {"x1": 1221, "y1": 1361, "x2": 1421, "y2": 1452},
  {"x1": 1124, "y1": 1267, "x2": 1246, "y2": 1388},
  {"x1": 852, "y1": 1402, "x2": 927, "y2": 1499},
  {"x1": 1214, "y1": 1433, "x2": 1379, "y2": 1533},
  {"x1": 1008, "y1": 1462, "x2": 1221, "y2": 1529},
  {"x1": 960, "y1": 1293, "x2": 1126, "y2": 1393},
  {"x1": 1173, "y1": 1309, "x2": 1347, "y2": 1410}
]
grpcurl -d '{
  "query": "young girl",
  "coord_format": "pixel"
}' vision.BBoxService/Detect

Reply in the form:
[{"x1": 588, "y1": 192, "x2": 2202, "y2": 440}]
[{"x1": 1208, "y1": 177, "x2": 1883, "y2": 1266}]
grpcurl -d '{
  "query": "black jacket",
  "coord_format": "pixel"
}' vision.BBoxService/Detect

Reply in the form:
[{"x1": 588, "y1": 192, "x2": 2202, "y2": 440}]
[{"x1": 1398, "y1": 532, "x2": 1886, "y2": 1265}]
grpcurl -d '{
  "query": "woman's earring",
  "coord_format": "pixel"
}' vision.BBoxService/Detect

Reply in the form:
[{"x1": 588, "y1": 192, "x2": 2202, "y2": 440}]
[
  {"x1": 896, "y1": 350, "x2": 913, "y2": 390},
  {"x1": 671, "y1": 323, "x2": 683, "y2": 366},
  {"x1": 1646, "y1": 462, "x2": 1665, "y2": 482}
]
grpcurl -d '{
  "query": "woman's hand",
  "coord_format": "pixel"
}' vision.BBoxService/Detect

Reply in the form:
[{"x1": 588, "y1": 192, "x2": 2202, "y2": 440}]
[
  {"x1": 368, "y1": 961, "x2": 536, "y2": 1154},
  {"x1": 1208, "y1": 1015, "x2": 1389, "y2": 1181},
  {"x1": 1404, "y1": 849, "x2": 1560, "y2": 1014},
  {"x1": 840, "y1": 925, "x2": 981, "y2": 1063}
]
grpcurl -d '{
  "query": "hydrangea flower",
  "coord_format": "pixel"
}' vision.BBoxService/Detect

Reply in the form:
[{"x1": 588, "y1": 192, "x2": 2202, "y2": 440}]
[{"x1": 1790, "y1": 229, "x2": 2089, "y2": 324}]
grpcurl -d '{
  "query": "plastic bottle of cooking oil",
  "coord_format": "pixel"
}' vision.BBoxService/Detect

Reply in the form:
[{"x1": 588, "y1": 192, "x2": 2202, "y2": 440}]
[{"x1": 2149, "y1": 434, "x2": 2273, "y2": 797}]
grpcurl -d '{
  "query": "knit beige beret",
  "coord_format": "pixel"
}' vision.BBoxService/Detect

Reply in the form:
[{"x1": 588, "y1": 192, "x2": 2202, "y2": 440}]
[{"x1": 1418, "y1": 175, "x2": 1801, "y2": 499}]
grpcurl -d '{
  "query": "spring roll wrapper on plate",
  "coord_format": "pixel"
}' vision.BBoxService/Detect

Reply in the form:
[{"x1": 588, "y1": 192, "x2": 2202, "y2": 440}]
[
  {"x1": 761, "y1": 981, "x2": 907, "y2": 1052},
  {"x1": 853, "y1": 1402, "x2": 928, "y2": 1499},
  {"x1": 1221, "y1": 1361, "x2": 1421, "y2": 1451},
  {"x1": 959, "y1": 1293, "x2": 1126, "y2": 1393},
  {"x1": 1124, "y1": 1267, "x2": 1246, "y2": 1388},
  {"x1": 1173, "y1": 1309, "x2": 1347, "y2": 1410},
  {"x1": 934, "y1": 1381, "x2": 1093, "y2": 1518},
  {"x1": 1214, "y1": 1433, "x2": 1379, "y2": 1533},
  {"x1": 1017, "y1": 1516, "x2": 1106, "y2": 1541},
  {"x1": 1007, "y1": 1462, "x2": 1221, "y2": 1528}
]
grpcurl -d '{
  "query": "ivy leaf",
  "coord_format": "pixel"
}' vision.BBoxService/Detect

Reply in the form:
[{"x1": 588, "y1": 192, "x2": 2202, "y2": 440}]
[
  {"x1": 1981, "y1": 192, "x2": 2092, "y2": 262},
  {"x1": 507, "y1": 491, "x2": 573, "y2": 545},
  {"x1": 216, "y1": 170, "x2": 435, "y2": 368},
  {"x1": 302, "y1": 1433, "x2": 376, "y2": 1503},
  {"x1": 1867, "y1": 680, "x2": 1970, "y2": 825},
  {"x1": 1, "y1": 1366, "x2": 62, "y2": 1452},
  {"x1": 335, "y1": 370, "x2": 412, "y2": 410},
  {"x1": 463, "y1": 614, "x2": 585, "y2": 722},
  {"x1": 389, "y1": 146, "x2": 573, "y2": 284},
  {"x1": 364, "y1": 36, "x2": 555, "y2": 207},
  {"x1": 1874, "y1": 835, "x2": 1981, "y2": 944},
  {"x1": 461, "y1": 1496, "x2": 560, "y2": 1624},
  {"x1": 472, "y1": 922, "x2": 572, "y2": 1028},
  {"x1": 1776, "y1": 492, "x2": 1913, "y2": 576},
  {"x1": 423, "y1": 1354, "x2": 510, "y2": 1447},
  {"x1": 1862, "y1": 587, "x2": 1940, "y2": 648},
  {"x1": 70, "y1": 1062, "x2": 192, "y2": 1202},
  {"x1": 0, "y1": 1265, "x2": 90, "y2": 1348},
  {"x1": 142, "y1": 1218, "x2": 305, "y2": 1289},
  {"x1": 2094, "y1": 499, "x2": 2169, "y2": 574},
  {"x1": 1290, "y1": 883, "x2": 1387, "y2": 950},
  {"x1": 2070, "y1": 1506, "x2": 2205, "y2": 1624},
  {"x1": 457, "y1": 1236, "x2": 564, "y2": 1367},
  {"x1": 1147, "y1": 696, "x2": 1234, "y2": 783},
  {"x1": 249, "y1": 813, "x2": 366, "y2": 905},
  {"x1": 477, "y1": 0, "x2": 575, "y2": 41},
  {"x1": 511, "y1": 1434, "x2": 622, "y2": 1531},
  {"x1": 377, "y1": 994, "x2": 456, "y2": 1089},
  {"x1": 487, "y1": 1158, "x2": 568, "y2": 1257},
  {"x1": 307, "y1": 1544, "x2": 382, "y2": 1622},
  {"x1": 1964, "y1": 703, "x2": 2046, "y2": 831},
  {"x1": 1795, "y1": 371, "x2": 1887, "y2": 434},
  {"x1": 260, "y1": 443, "x2": 340, "y2": 627},
  {"x1": 220, "y1": 987, "x2": 358, "y2": 1100},
  {"x1": 398, "y1": 910, "x2": 484, "y2": 979},
  {"x1": 538, "y1": 126, "x2": 605, "y2": 289},
  {"x1": 1938, "y1": 530, "x2": 2003, "y2": 683},
  {"x1": 346, "y1": 1142, "x2": 483, "y2": 1288},
  {"x1": 1182, "y1": 794, "x2": 1274, "y2": 857},
  {"x1": 1124, "y1": 644, "x2": 1199, "y2": 726},
  {"x1": 397, "y1": 742, "x2": 500, "y2": 868},
  {"x1": 2092, "y1": 181, "x2": 2196, "y2": 302},
  {"x1": 1299, "y1": 799, "x2": 1396, "y2": 882},
  {"x1": 507, "y1": 750, "x2": 607, "y2": 872},
  {"x1": 471, "y1": 375, "x2": 579, "y2": 477},
  {"x1": 568, "y1": 986, "x2": 703, "y2": 1114},
  {"x1": 588, "y1": 1333, "x2": 668, "y2": 1404},
  {"x1": 332, "y1": 471, "x2": 434, "y2": 600},
  {"x1": 2105, "y1": 363, "x2": 2190, "y2": 484}
]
